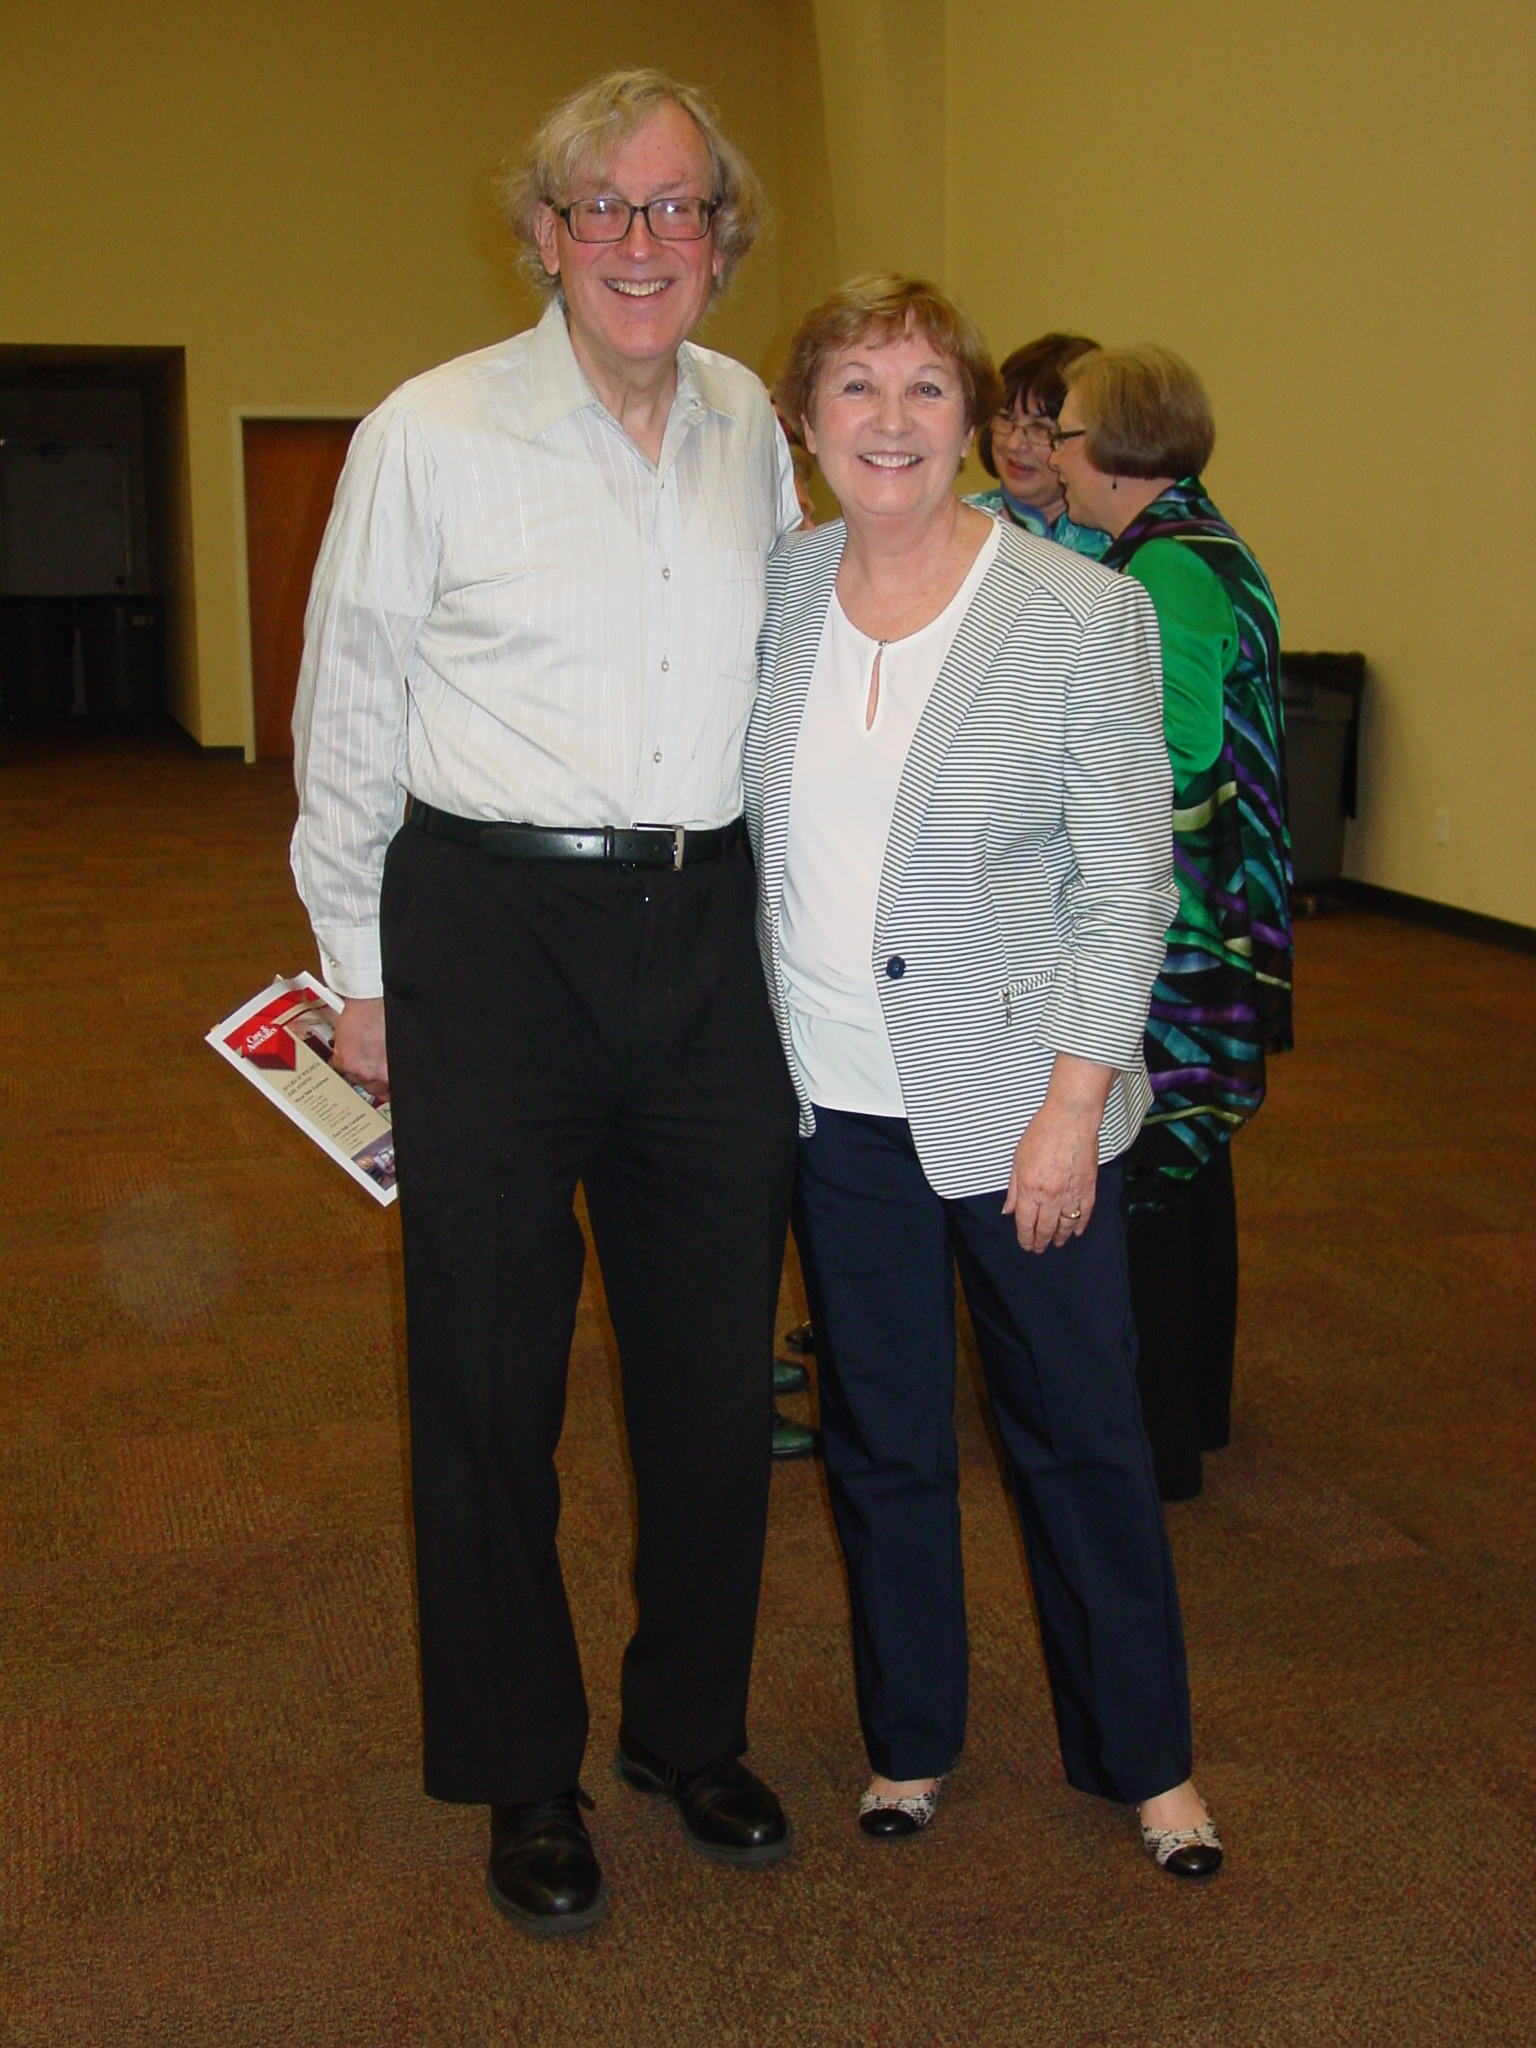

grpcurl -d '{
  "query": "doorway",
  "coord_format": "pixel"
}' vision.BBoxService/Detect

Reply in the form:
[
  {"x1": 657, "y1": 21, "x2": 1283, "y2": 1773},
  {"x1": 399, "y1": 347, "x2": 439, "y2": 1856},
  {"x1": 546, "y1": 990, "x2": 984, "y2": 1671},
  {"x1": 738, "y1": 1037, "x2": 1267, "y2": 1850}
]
[
  {"x1": 241, "y1": 418, "x2": 358, "y2": 760},
  {"x1": 0, "y1": 346, "x2": 194, "y2": 731}
]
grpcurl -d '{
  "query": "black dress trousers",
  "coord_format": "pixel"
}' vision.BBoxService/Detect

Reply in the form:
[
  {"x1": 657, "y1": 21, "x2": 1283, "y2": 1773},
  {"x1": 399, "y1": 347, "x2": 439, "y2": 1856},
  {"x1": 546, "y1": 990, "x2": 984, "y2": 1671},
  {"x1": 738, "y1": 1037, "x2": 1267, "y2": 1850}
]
[
  {"x1": 792, "y1": 1108, "x2": 1192, "y2": 1804},
  {"x1": 1125, "y1": 1141, "x2": 1239, "y2": 1500},
  {"x1": 380, "y1": 823, "x2": 798, "y2": 1807}
]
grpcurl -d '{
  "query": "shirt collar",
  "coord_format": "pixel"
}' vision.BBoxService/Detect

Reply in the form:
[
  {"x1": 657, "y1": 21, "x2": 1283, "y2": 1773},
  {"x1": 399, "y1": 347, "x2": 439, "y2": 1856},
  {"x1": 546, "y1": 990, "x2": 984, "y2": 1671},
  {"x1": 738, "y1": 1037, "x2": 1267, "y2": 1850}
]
[
  {"x1": 522, "y1": 296, "x2": 729, "y2": 441},
  {"x1": 522, "y1": 298, "x2": 599, "y2": 437}
]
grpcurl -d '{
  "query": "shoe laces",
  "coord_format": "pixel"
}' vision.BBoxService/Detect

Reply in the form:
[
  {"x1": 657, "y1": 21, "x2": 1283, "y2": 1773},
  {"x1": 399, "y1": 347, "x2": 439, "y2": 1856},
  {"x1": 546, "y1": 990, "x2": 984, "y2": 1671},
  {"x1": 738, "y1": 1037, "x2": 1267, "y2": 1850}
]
[{"x1": 518, "y1": 1785, "x2": 595, "y2": 1833}]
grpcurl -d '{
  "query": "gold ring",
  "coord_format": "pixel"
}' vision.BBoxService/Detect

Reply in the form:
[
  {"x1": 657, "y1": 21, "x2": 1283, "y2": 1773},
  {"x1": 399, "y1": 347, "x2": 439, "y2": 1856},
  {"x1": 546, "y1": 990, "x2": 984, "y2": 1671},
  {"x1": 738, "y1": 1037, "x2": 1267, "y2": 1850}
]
[{"x1": 1063, "y1": 1207, "x2": 1083, "y2": 1221}]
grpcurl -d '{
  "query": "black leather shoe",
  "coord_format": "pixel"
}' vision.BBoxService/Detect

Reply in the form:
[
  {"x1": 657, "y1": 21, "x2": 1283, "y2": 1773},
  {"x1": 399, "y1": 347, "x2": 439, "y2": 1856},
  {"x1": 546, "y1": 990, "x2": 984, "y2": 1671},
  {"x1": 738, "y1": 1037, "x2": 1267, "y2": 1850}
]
[
  {"x1": 1156, "y1": 1458, "x2": 1203, "y2": 1503},
  {"x1": 781, "y1": 1321, "x2": 815, "y2": 1356},
  {"x1": 773, "y1": 1355, "x2": 810, "y2": 1396},
  {"x1": 486, "y1": 1788, "x2": 606, "y2": 1935},
  {"x1": 772, "y1": 1405, "x2": 819, "y2": 1460},
  {"x1": 614, "y1": 1728, "x2": 792, "y2": 1865}
]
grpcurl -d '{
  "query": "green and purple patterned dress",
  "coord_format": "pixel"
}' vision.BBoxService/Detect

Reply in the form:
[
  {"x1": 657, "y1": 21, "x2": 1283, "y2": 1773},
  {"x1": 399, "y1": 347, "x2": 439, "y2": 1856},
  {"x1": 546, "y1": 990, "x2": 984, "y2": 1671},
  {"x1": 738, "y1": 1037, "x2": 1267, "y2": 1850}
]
[{"x1": 1103, "y1": 479, "x2": 1293, "y2": 1177}]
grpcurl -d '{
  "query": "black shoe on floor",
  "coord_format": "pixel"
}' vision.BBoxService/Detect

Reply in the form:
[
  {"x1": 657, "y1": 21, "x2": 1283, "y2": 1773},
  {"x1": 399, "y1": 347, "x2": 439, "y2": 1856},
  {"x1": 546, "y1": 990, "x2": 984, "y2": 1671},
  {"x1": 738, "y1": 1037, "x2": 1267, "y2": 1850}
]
[
  {"x1": 614, "y1": 1727, "x2": 793, "y2": 1865},
  {"x1": 781, "y1": 1320, "x2": 815, "y2": 1357},
  {"x1": 486, "y1": 1788, "x2": 606, "y2": 1935},
  {"x1": 773, "y1": 1355, "x2": 810, "y2": 1396},
  {"x1": 1156, "y1": 1457, "x2": 1202, "y2": 1502},
  {"x1": 771, "y1": 1404, "x2": 819, "y2": 1460}
]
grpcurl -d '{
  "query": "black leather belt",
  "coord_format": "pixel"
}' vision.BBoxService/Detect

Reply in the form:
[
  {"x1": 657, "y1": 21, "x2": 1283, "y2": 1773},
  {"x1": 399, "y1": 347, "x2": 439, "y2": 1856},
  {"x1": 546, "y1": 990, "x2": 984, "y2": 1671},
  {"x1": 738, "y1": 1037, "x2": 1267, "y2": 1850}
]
[{"x1": 410, "y1": 800, "x2": 741, "y2": 869}]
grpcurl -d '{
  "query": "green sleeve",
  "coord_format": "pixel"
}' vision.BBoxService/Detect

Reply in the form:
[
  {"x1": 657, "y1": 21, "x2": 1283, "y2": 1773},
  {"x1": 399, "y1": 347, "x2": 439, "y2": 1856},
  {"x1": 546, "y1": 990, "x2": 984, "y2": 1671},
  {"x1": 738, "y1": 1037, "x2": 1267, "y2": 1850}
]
[{"x1": 1124, "y1": 539, "x2": 1236, "y2": 780}]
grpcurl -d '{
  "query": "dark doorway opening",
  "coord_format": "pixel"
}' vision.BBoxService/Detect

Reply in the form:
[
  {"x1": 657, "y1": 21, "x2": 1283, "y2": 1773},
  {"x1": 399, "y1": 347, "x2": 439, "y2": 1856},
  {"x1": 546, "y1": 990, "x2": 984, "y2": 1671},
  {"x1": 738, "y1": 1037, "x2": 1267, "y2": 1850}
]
[{"x1": 0, "y1": 346, "x2": 195, "y2": 735}]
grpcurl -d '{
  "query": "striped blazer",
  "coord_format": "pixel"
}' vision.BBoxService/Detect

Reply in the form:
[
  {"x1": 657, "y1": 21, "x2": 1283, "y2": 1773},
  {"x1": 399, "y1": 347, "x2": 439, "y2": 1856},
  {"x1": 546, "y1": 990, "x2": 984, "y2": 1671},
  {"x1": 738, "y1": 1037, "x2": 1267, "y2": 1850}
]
[{"x1": 742, "y1": 517, "x2": 1178, "y2": 1199}]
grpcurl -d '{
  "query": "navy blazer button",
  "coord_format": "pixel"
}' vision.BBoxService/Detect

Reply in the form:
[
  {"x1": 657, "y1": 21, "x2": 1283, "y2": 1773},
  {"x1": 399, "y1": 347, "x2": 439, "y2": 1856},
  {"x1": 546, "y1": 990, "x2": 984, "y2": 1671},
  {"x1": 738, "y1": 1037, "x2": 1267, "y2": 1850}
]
[{"x1": 885, "y1": 955, "x2": 906, "y2": 980}]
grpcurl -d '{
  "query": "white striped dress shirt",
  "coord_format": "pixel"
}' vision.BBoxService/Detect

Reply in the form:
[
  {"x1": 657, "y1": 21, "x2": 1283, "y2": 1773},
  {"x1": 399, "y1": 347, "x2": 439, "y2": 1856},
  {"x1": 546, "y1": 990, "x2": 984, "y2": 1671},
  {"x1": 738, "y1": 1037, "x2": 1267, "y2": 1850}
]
[{"x1": 290, "y1": 299, "x2": 800, "y2": 998}]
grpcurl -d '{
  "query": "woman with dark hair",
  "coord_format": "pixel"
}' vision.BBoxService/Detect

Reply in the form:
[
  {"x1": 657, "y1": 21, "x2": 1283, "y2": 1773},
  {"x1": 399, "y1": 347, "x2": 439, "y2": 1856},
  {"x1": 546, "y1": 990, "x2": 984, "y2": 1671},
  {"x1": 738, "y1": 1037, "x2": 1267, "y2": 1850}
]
[
  {"x1": 1049, "y1": 346, "x2": 1293, "y2": 1502},
  {"x1": 746, "y1": 277, "x2": 1222, "y2": 1880},
  {"x1": 968, "y1": 332, "x2": 1108, "y2": 558}
]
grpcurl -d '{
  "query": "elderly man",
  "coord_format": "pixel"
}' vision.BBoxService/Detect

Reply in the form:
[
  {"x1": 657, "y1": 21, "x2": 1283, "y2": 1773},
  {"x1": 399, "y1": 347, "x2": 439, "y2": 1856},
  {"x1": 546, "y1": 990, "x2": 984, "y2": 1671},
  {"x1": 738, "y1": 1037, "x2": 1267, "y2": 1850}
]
[{"x1": 291, "y1": 70, "x2": 800, "y2": 1936}]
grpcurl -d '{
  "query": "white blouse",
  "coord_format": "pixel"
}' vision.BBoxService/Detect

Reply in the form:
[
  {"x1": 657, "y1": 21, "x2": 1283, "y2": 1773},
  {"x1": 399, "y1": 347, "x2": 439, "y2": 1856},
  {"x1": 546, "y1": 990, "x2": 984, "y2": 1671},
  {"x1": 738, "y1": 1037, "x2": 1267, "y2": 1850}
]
[{"x1": 779, "y1": 520, "x2": 1001, "y2": 1116}]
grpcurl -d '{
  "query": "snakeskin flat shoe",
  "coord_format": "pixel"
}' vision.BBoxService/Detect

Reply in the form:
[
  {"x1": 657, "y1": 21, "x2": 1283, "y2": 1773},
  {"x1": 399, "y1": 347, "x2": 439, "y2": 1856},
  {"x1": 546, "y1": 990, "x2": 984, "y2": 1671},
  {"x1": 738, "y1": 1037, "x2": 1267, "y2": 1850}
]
[
  {"x1": 858, "y1": 1778, "x2": 942, "y2": 1841},
  {"x1": 1139, "y1": 1812, "x2": 1223, "y2": 1879}
]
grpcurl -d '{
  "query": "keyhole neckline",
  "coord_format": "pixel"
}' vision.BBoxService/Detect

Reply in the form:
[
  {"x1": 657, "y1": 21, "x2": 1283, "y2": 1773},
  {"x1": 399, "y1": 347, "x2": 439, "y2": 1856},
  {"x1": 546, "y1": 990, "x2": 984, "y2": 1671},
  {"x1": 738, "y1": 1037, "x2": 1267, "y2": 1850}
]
[{"x1": 865, "y1": 640, "x2": 886, "y2": 733}]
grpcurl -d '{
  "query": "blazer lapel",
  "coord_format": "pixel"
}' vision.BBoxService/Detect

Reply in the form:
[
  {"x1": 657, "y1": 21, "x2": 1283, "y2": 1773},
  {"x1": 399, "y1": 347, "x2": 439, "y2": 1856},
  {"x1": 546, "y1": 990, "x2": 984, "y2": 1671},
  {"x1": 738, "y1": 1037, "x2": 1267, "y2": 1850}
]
[
  {"x1": 873, "y1": 536, "x2": 1038, "y2": 940},
  {"x1": 759, "y1": 521, "x2": 845, "y2": 920}
]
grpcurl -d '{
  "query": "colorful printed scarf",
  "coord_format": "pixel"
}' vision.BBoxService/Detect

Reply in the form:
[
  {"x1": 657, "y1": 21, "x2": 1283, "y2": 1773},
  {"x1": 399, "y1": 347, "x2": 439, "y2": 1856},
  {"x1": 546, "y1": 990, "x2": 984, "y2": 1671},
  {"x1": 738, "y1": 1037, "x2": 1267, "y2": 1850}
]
[
  {"x1": 965, "y1": 487, "x2": 1110, "y2": 560},
  {"x1": 1103, "y1": 478, "x2": 1294, "y2": 1177}
]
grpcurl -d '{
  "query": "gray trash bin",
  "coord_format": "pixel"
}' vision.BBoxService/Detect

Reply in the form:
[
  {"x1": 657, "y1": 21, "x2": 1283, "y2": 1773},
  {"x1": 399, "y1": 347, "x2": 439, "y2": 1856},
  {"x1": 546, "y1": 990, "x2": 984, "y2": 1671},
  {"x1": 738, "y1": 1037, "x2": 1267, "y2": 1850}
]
[
  {"x1": 1280, "y1": 651, "x2": 1365, "y2": 890},
  {"x1": 77, "y1": 595, "x2": 166, "y2": 726}
]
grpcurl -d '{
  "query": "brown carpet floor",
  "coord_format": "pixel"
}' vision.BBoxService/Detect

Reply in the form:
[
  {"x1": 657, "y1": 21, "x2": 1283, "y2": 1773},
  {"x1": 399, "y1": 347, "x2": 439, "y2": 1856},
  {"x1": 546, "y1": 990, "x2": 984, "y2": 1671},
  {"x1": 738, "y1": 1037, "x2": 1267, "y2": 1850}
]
[{"x1": 2, "y1": 729, "x2": 1533, "y2": 2045}]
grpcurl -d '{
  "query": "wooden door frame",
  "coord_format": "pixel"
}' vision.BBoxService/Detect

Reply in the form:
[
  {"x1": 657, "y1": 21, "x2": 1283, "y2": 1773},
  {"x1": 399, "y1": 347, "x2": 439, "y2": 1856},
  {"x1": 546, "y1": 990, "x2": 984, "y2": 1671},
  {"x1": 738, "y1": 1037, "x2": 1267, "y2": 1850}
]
[{"x1": 232, "y1": 407, "x2": 361, "y2": 764}]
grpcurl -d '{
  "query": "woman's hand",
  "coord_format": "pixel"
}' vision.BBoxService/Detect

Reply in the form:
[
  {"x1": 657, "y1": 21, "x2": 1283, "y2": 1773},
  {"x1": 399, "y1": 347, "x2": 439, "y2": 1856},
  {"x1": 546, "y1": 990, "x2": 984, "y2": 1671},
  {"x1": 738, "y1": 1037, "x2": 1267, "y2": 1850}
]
[
  {"x1": 333, "y1": 995, "x2": 389, "y2": 1099},
  {"x1": 1003, "y1": 1054, "x2": 1114, "y2": 1253}
]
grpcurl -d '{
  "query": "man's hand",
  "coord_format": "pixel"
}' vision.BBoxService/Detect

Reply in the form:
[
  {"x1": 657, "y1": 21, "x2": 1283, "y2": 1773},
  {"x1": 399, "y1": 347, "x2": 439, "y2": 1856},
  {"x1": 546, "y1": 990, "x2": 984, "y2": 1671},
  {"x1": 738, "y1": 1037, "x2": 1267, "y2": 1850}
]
[
  {"x1": 332, "y1": 995, "x2": 389, "y2": 1099},
  {"x1": 1002, "y1": 1054, "x2": 1114, "y2": 1253}
]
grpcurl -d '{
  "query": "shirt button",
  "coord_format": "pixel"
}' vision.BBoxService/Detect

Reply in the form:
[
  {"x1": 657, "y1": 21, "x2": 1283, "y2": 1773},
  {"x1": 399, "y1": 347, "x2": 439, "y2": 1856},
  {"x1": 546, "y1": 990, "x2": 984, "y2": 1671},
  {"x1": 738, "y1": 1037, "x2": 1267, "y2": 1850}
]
[
  {"x1": 653, "y1": 749, "x2": 663, "y2": 763},
  {"x1": 662, "y1": 567, "x2": 671, "y2": 580},
  {"x1": 885, "y1": 955, "x2": 906, "y2": 979},
  {"x1": 660, "y1": 659, "x2": 670, "y2": 672}
]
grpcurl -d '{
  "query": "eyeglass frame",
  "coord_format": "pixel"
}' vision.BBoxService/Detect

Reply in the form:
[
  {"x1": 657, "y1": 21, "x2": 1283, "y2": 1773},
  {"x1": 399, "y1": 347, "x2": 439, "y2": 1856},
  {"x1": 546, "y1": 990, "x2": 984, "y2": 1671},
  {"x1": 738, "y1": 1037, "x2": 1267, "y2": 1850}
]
[
  {"x1": 552, "y1": 195, "x2": 721, "y2": 245},
  {"x1": 1045, "y1": 426, "x2": 1087, "y2": 452},
  {"x1": 990, "y1": 410, "x2": 1056, "y2": 450}
]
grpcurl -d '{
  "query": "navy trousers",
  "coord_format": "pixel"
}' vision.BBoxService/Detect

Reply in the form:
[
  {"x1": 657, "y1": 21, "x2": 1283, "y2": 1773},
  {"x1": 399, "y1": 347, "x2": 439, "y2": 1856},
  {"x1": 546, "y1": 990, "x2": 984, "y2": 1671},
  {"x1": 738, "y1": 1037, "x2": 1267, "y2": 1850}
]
[{"x1": 792, "y1": 1107, "x2": 1193, "y2": 1802}]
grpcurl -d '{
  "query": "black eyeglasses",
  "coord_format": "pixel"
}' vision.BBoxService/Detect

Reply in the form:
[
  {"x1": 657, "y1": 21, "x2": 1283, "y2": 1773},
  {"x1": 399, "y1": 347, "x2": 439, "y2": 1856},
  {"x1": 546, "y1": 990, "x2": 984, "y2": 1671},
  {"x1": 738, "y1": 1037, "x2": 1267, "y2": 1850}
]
[
  {"x1": 991, "y1": 412, "x2": 1055, "y2": 450},
  {"x1": 555, "y1": 195, "x2": 719, "y2": 244},
  {"x1": 1047, "y1": 426, "x2": 1087, "y2": 452}
]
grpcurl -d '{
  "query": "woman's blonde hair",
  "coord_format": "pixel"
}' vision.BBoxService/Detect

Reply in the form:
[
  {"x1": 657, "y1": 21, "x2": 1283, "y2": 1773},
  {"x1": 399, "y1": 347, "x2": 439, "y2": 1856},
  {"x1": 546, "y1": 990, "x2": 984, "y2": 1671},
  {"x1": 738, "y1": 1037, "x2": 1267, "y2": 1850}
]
[
  {"x1": 773, "y1": 274, "x2": 1002, "y2": 436},
  {"x1": 1063, "y1": 345, "x2": 1216, "y2": 479},
  {"x1": 496, "y1": 69, "x2": 764, "y2": 297}
]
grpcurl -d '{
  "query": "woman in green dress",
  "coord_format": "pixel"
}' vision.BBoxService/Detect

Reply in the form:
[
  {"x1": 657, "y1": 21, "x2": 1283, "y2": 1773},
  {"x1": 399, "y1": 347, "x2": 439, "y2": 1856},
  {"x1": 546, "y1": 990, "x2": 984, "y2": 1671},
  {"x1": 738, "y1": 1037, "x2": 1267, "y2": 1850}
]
[{"x1": 1048, "y1": 346, "x2": 1293, "y2": 1500}]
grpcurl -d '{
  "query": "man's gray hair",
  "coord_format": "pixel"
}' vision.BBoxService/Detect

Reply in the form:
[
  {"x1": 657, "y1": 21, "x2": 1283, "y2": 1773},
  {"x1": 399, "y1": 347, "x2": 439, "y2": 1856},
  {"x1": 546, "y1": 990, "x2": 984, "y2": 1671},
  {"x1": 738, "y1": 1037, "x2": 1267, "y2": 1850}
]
[{"x1": 497, "y1": 68, "x2": 765, "y2": 298}]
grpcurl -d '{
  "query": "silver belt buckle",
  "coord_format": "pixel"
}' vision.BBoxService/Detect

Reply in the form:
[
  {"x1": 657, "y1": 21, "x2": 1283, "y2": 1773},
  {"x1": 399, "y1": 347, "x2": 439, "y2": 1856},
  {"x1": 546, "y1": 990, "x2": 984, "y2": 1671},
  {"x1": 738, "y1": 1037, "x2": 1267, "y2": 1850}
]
[{"x1": 672, "y1": 826, "x2": 685, "y2": 871}]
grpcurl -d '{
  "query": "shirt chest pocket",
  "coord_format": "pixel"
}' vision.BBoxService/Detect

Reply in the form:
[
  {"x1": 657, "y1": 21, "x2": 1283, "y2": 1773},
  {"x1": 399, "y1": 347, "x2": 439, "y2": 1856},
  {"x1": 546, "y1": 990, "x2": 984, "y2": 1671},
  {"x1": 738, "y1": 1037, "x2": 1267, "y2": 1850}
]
[{"x1": 431, "y1": 494, "x2": 590, "y2": 664}]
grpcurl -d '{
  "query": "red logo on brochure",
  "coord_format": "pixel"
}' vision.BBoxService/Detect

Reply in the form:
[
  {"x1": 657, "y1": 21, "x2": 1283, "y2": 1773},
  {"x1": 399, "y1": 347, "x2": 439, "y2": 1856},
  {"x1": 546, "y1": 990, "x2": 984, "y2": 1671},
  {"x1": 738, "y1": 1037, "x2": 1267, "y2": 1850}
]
[{"x1": 226, "y1": 990, "x2": 316, "y2": 1072}]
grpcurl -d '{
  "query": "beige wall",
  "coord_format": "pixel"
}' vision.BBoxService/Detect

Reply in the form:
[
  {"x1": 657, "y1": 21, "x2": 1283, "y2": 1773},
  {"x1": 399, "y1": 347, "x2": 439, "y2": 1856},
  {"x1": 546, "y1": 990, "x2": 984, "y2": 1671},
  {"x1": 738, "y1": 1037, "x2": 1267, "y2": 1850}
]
[
  {"x1": 8, "y1": 2, "x2": 1532, "y2": 924},
  {"x1": 811, "y1": 0, "x2": 946, "y2": 281},
  {"x1": 799, "y1": 0, "x2": 1536, "y2": 924},
  {"x1": 942, "y1": 0, "x2": 1536, "y2": 924},
  {"x1": 0, "y1": 0, "x2": 828, "y2": 749}
]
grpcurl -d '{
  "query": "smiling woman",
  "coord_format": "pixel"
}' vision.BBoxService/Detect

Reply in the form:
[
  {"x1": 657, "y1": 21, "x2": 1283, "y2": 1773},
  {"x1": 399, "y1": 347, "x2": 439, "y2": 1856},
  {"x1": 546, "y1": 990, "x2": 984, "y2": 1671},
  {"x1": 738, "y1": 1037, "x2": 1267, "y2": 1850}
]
[
  {"x1": 772, "y1": 273, "x2": 1000, "y2": 643},
  {"x1": 775, "y1": 274, "x2": 999, "y2": 457},
  {"x1": 743, "y1": 275, "x2": 1222, "y2": 1879},
  {"x1": 966, "y1": 332, "x2": 1109, "y2": 559}
]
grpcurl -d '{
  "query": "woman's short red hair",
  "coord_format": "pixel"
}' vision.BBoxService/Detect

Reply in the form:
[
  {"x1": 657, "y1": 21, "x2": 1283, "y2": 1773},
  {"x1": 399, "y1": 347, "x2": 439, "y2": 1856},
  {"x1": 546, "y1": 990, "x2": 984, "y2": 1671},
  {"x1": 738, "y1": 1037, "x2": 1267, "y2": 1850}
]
[{"x1": 774, "y1": 273, "x2": 1001, "y2": 437}]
